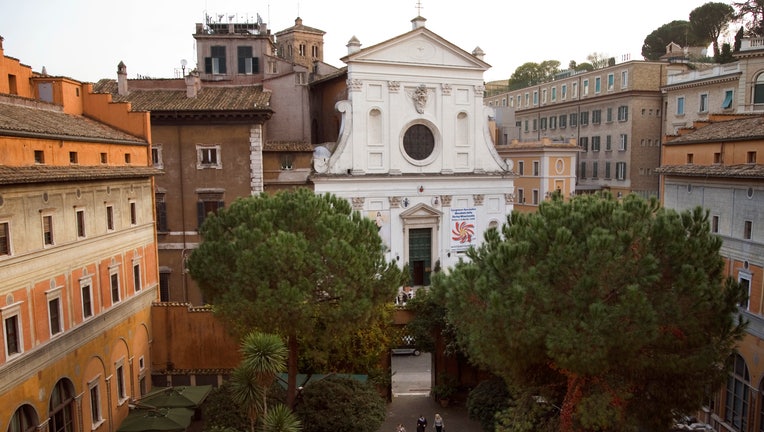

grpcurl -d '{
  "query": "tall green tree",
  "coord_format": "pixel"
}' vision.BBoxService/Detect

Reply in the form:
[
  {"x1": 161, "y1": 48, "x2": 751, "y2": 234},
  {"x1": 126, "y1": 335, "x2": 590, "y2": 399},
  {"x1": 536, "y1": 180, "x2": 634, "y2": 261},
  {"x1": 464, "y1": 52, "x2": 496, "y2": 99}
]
[
  {"x1": 508, "y1": 60, "x2": 560, "y2": 90},
  {"x1": 642, "y1": 20, "x2": 708, "y2": 60},
  {"x1": 690, "y1": 2, "x2": 735, "y2": 58},
  {"x1": 434, "y1": 193, "x2": 747, "y2": 432},
  {"x1": 734, "y1": 0, "x2": 764, "y2": 36},
  {"x1": 187, "y1": 189, "x2": 404, "y2": 407}
]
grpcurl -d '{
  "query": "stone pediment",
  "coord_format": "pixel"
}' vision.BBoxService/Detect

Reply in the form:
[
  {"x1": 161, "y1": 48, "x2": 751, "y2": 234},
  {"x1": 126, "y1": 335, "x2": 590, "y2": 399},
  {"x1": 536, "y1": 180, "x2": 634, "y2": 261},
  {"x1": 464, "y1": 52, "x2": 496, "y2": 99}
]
[
  {"x1": 343, "y1": 27, "x2": 489, "y2": 71},
  {"x1": 400, "y1": 202, "x2": 442, "y2": 220}
]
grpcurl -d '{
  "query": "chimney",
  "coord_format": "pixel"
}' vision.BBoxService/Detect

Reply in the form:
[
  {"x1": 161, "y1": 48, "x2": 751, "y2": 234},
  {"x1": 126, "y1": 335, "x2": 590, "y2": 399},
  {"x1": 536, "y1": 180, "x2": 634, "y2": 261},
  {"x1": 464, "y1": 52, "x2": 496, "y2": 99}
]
[
  {"x1": 195, "y1": 23, "x2": 204, "y2": 34},
  {"x1": 472, "y1": 46, "x2": 485, "y2": 61},
  {"x1": 0, "y1": 36, "x2": 4, "y2": 53},
  {"x1": 411, "y1": 16, "x2": 426, "y2": 30},
  {"x1": 186, "y1": 70, "x2": 201, "y2": 98},
  {"x1": 117, "y1": 61, "x2": 128, "y2": 96},
  {"x1": 347, "y1": 36, "x2": 361, "y2": 55}
]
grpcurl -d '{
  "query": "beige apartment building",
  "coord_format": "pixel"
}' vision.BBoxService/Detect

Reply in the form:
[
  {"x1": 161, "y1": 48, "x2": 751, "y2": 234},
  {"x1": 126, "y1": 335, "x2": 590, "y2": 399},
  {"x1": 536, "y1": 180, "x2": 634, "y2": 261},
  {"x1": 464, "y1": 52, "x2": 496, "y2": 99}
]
[{"x1": 486, "y1": 61, "x2": 670, "y2": 199}]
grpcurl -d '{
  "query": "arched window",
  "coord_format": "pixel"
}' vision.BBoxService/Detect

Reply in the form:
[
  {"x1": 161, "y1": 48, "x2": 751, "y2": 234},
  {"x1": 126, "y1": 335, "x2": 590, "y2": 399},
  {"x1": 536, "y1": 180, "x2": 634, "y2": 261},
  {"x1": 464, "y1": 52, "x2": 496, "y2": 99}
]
[
  {"x1": 725, "y1": 353, "x2": 750, "y2": 430},
  {"x1": 403, "y1": 124, "x2": 435, "y2": 161},
  {"x1": 50, "y1": 378, "x2": 75, "y2": 432},
  {"x1": 754, "y1": 73, "x2": 764, "y2": 104},
  {"x1": 9, "y1": 405, "x2": 38, "y2": 432}
]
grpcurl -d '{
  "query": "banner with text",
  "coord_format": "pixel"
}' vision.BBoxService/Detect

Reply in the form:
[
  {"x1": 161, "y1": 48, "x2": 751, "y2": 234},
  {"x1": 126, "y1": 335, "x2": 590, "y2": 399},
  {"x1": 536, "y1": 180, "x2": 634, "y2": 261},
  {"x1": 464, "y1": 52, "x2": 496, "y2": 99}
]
[{"x1": 450, "y1": 207, "x2": 477, "y2": 252}]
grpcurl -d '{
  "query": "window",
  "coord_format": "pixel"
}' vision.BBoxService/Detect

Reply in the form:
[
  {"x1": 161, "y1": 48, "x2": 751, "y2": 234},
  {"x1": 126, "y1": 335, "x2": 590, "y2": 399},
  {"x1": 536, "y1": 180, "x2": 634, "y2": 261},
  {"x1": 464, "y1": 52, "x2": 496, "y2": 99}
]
[
  {"x1": 299, "y1": 44, "x2": 306, "y2": 56},
  {"x1": 8, "y1": 74, "x2": 17, "y2": 95},
  {"x1": 76, "y1": 209, "x2": 85, "y2": 238},
  {"x1": 0, "y1": 221, "x2": 9, "y2": 256},
  {"x1": 714, "y1": 152, "x2": 722, "y2": 163},
  {"x1": 550, "y1": 116, "x2": 557, "y2": 130},
  {"x1": 129, "y1": 202, "x2": 137, "y2": 225},
  {"x1": 151, "y1": 146, "x2": 162, "y2": 168},
  {"x1": 43, "y1": 215, "x2": 54, "y2": 246},
  {"x1": 747, "y1": 151, "x2": 757, "y2": 163},
  {"x1": 205, "y1": 45, "x2": 227, "y2": 74},
  {"x1": 595, "y1": 76, "x2": 601, "y2": 93},
  {"x1": 116, "y1": 363, "x2": 127, "y2": 402},
  {"x1": 133, "y1": 263, "x2": 141, "y2": 292},
  {"x1": 81, "y1": 281, "x2": 93, "y2": 319},
  {"x1": 592, "y1": 110, "x2": 601, "y2": 124},
  {"x1": 523, "y1": 120, "x2": 528, "y2": 132},
  {"x1": 159, "y1": 271, "x2": 171, "y2": 302},
  {"x1": 592, "y1": 161, "x2": 599, "y2": 178},
  {"x1": 100, "y1": 152, "x2": 108, "y2": 164},
  {"x1": 619, "y1": 134, "x2": 628, "y2": 151},
  {"x1": 699, "y1": 93, "x2": 708, "y2": 113},
  {"x1": 580, "y1": 137, "x2": 589, "y2": 152},
  {"x1": 532, "y1": 189, "x2": 539, "y2": 205},
  {"x1": 518, "y1": 161, "x2": 525, "y2": 175},
  {"x1": 607, "y1": 73, "x2": 614, "y2": 91},
  {"x1": 517, "y1": 188, "x2": 525, "y2": 204},
  {"x1": 580, "y1": 111, "x2": 589, "y2": 126},
  {"x1": 532, "y1": 119, "x2": 537, "y2": 131},
  {"x1": 605, "y1": 161, "x2": 611, "y2": 179},
  {"x1": 572, "y1": 82, "x2": 578, "y2": 98},
  {"x1": 606, "y1": 135, "x2": 612, "y2": 151},
  {"x1": 156, "y1": 193, "x2": 168, "y2": 233},
  {"x1": 559, "y1": 114, "x2": 567, "y2": 128},
  {"x1": 296, "y1": 72, "x2": 307, "y2": 85},
  {"x1": 124, "y1": 153, "x2": 131, "y2": 164},
  {"x1": 403, "y1": 124, "x2": 435, "y2": 161},
  {"x1": 237, "y1": 46, "x2": 259, "y2": 74},
  {"x1": 542, "y1": 89, "x2": 547, "y2": 103},
  {"x1": 570, "y1": 113, "x2": 578, "y2": 127},
  {"x1": 34, "y1": 150, "x2": 45, "y2": 164},
  {"x1": 533, "y1": 91, "x2": 538, "y2": 105},
  {"x1": 533, "y1": 161, "x2": 540, "y2": 176},
  {"x1": 524, "y1": 92, "x2": 529, "y2": 106},
  {"x1": 197, "y1": 192, "x2": 225, "y2": 228},
  {"x1": 712, "y1": 215, "x2": 720, "y2": 233},
  {"x1": 268, "y1": 61, "x2": 278, "y2": 74},
  {"x1": 312, "y1": 45, "x2": 319, "y2": 57},
  {"x1": 48, "y1": 296, "x2": 62, "y2": 336},
  {"x1": 110, "y1": 272, "x2": 120, "y2": 304},
  {"x1": 583, "y1": 79, "x2": 589, "y2": 96},
  {"x1": 89, "y1": 380, "x2": 102, "y2": 425},
  {"x1": 592, "y1": 136, "x2": 601, "y2": 152},
  {"x1": 687, "y1": 153, "x2": 694, "y2": 164},
  {"x1": 616, "y1": 162, "x2": 627, "y2": 180},
  {"x1": 621, "y1": 70, "x2": 628, "y2": 88},
  {"x1": 106, "y1": 206, "x2": 114, "y2": 231},
  {"x1": 540, "y1": 117, "x2": 547, "y2": 130},
  {"x1": 722, "y1": 89, "x2": 734, "y2": 109},
  {"x1": 739, "y1": 275, "x2": 751, "y2": 310},
  {"x1": 677, "y1": 96, "x2": 685, "y2": 115},
  {"x1": 617, "y1": 106, "x2": 628, "y2": 121},
  {"x1": 725, "y1": 354, "x2": 749, "y2": 430},
  {"x1": 606, "y1": 107, "x2": 613, "y2": 122},
  {"x1": 580, "y1": 161, "x2": 586, "y2": 178},
  {"x1": 744, "y1": 220, "x2": 753, "y2": 240},
  {"x1": 4, "y1": 309, "x2": 22, "y2": 356},
  {"x1": 551, "y1": 87, "x2": 556, "y2": 101},
  {"x1": 69, "y1": 152, "x2": 78, "y2": 164},
  {"x1": 200, "y1": 147, "x2": 218, "y2": 166},
  {"x1": 561, "y1": 84, "x2": 567, "y2": 99}
]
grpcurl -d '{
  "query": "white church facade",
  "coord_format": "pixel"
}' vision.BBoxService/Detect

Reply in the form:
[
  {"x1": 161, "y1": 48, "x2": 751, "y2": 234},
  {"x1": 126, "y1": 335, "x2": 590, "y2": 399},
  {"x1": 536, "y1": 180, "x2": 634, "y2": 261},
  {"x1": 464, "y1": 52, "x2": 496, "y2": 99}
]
[{"x1": 312, "y1": 16, "x2": 514, "y2": 289}]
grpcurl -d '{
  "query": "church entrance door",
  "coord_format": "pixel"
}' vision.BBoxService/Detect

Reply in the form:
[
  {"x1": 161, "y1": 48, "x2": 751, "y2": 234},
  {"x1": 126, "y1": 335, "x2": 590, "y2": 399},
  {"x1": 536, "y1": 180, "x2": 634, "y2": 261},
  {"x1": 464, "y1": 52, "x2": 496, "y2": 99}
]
[{"x1": 409, "y1": 228, "x2": 432, "y2": 286}]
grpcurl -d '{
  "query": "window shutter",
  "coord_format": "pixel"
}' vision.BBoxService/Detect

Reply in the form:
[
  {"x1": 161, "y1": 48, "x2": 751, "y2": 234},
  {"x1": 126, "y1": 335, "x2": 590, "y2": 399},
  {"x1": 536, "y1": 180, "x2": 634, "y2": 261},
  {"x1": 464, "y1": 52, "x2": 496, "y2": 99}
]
[
  {"x1": 157, "y1": 201, "x2": 168, "y2": 232},
  {"x1": 238, "y1": 56, "x2": 246, "y2": 73},
  {"x1": 197, "y1": 201, "x2": 205, "y2": 229},
  {"x1": 204, "y1": 57, "x2": 212, "y2": 74},
  {"x1": 253, "y1": 57, "x2": 260, "y2": 73}
]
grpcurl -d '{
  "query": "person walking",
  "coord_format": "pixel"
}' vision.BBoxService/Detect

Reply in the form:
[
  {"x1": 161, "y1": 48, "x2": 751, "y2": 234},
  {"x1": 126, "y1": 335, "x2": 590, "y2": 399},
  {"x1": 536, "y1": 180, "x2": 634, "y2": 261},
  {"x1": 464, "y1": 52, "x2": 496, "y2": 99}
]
[
  {"x1": 416, "y1": 415, "x2": 428, "y2": 432},
  {"x1": 434, "y1": 414, "x2": 444, "y2": 432}
]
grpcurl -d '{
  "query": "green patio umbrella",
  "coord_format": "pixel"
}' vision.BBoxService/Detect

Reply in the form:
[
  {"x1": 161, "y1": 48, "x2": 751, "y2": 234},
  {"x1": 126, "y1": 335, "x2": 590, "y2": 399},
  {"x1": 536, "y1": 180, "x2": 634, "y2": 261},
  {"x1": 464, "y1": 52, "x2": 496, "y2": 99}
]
[
  {"x1": 139, "y1": 385, "x2": 212, "y2": 409},
  {"x1": 117, "y1": 407, "x2": 193, "y2": 432}
]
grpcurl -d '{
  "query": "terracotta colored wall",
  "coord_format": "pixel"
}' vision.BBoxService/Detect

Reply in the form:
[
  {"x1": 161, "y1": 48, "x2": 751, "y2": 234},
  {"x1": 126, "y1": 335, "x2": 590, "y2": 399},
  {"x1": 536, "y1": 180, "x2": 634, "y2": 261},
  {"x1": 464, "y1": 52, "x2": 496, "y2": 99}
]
[{"x1": 150, "y1": 304, "x2": 241, "y2": 372}]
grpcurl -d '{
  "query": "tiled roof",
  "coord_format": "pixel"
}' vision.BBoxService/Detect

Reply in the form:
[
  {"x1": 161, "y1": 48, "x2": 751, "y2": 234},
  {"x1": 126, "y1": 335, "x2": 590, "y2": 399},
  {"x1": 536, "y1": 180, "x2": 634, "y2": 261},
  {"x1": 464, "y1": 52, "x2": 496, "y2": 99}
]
[
  {"x1": 0, "y1": 165, "x2": 163, "y2": 185},
  {"x1": 263, "y1": 141, "x2": 314, "y2": 152},
  {"x1": 666, "y1": 116, "x2": 764, "y2": 144},
  {"x1": 93, "y1": 80, "x2": 272, "y2": 111},
  {"x1": 0, "y1": 101, "x2": 147, "y2": 144},
  {"x1": 656, "y1": 163, "x2": 764, "y2": 178}
]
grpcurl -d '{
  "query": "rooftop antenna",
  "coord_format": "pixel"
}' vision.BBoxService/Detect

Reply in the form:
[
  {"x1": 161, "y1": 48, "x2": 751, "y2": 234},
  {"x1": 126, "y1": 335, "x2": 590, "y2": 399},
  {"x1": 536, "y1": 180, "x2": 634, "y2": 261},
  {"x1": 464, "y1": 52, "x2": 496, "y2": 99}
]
[
  {"x1": 229, "y1": 14, "x2": 235, "y2": 22},
  {"x1": 415, "y1": 0, "x2": 423, "y2": 16}
]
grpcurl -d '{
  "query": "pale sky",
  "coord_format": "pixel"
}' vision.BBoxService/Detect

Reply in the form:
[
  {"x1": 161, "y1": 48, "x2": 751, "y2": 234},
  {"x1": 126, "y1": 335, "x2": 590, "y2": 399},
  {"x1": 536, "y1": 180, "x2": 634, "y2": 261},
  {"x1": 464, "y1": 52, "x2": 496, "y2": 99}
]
[{"x1": 1, "y1": 0, "x2": 720, "y2": 84}]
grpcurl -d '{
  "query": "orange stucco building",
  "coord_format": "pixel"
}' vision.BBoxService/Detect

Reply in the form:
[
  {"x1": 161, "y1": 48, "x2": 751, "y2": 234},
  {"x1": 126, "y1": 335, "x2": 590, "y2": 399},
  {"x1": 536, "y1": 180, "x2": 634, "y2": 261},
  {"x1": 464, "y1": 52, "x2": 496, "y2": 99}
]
[{"x1": 0, "y1": 36, "x2": 162, "y2": 432}]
